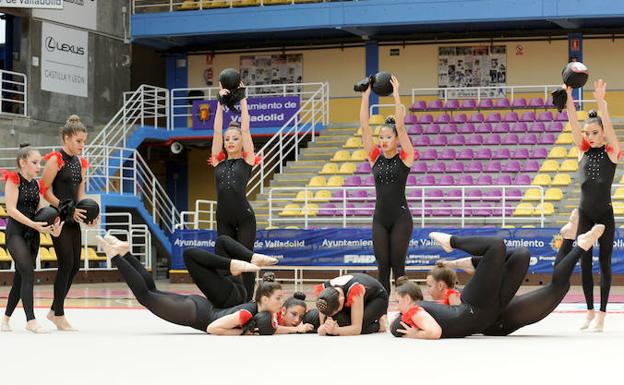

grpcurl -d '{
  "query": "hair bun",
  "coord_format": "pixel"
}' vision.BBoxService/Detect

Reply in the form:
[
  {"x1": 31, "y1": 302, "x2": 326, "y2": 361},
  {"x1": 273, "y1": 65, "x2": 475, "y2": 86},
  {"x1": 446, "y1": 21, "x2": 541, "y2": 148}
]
[
  {"x1": 262, "y1": 272, "x2": 276, "y2": 283},
  {"x1": 18, "y1": 143, "x2": 31, "y2": 149},
  {"x1": 385, "y1": 116, "x2": 396, "y2": 125},
  {"x1": 67, "y1": 114, "x2": 81, "y2": 124},
  {"x1": 293, "y1": 292, "x2": 306, "y2": 301},
  {"x1": 588, "y1": 110, "x2": 598, "y2": 118},
  {"x1": 395, "y1": 275, "x2": 410, "y2": 287}
]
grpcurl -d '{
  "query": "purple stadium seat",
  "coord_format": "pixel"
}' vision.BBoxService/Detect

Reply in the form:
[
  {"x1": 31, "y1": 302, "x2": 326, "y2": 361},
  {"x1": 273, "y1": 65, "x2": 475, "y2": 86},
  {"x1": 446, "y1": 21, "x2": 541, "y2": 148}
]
[
  {"x1": 435, "y1": 114, "x2": 452, "y2": 124},
  {"x1": 511, "y1": 98, "x2": 527, "y2": 108},
  {"x1": 545, "y1": 97, "x2": 555, "y2": 108},
  {"x1": 469, "y1": 112, "x2": 485, "y2": 123},
  {"x1": 502, "y1": 134, "x2": 519, "y2": 145},
  {"x1": 506, "y1": 188, "x2": 523, "y2": 200},
  {"x1": 511, "y1": 148, "x2": 530, "y2": 159},
  {"x1": 408, "y1": 124, "x2": 423, "y2": 135},
  {"x1": 484, "y1": 189, "x2": 503, "y2": 200},
  {"x1": 495, "y1": 175, "x2": 512, "y2": 185},
  {"x1": 318, "y1": 203, "x2": 337, "y2": 216},
  {"x1": 513, "y1": 174, "x2": 532, "y2": 185},
  {"x1": 475, "y1": 148, "x2": 493, "y2": 159},
  {"x1": 522, "y1": 160, "x2": 540, "y2": 172},
  {"x1": 412, "y1": 203, "x2": 433, "y2": 217},
  {"x1": 447, "y1": 161, "x2": 465, "y2": 173},
  {"x1": 428, "y1": 100, "x2": 444, "y2": 110},
  {"x1": 405, "y1": 115, "x2": 418, "y2": 125},
  {"x1": 458, "y1": 175, "x2": 474, "y2": 185},
  {"x1": 344, "y1": 203, "x2": 357, "y2": 216},
  {"x1": 426, "y1": 189, "x2": 444, "y2": 198},
  {"x1": 431, "y1": 135, "x2": 448, "y2": 146},
  {"x1": 467, "y1": 161, "x2": 483, "y2": 173},
  {"x1": 406, "y1": 175, "x2": 418, "y2": 185},
  {"x1": 452, "y1": 113, "x2": 468, "y2": 123},
  {"x1": 493, "y1": 206, "x2": 514, "y2": 217},
  {"x1": 452, "y1": 204, "x2": 473, "y2": 217},
  {"x1": 446, "y1": 189, "x2": 463, "y2": 201},
  {"x1": 503, "y1": 160, "x2": 522, "y2": 172},
  {"x1": 439, "y1": 175, "x2": 455, "y2": 185},
  {"x1": 466, "y1": 190, "x2": 483, "y2": 201},
  {"x1": 520, "y1": 133, "x2": 538, "y2": 145},
  {"x1": 408, "y1": 189, "x2": 423, "y2": 200},
  {"x1": 555, "y1": 111, "x2": 568, "y2": 121},
  {"x1": 475, "y1": 123, "x2": 493, "y2": 133},
  {"x1": 357, "y1": 203, "x2": 375, "y2": 216},
  {"x1": 539, "y1": 133, "x2": 556, "y2": 144},
  {"x1": 495, "y1": 99, "x2": 511, "y2": 108},
  {"x1": 363, "y1": 175, "x2": 375, "y2": 186},
  {"x1": 545, "y1": 121, "x2": 564, "y2": 132},
  {"x1": 473, "y1": 204, "x2": 493, "y2": 217},
  {"x1": 420, "y1": 175, "x2": 436, "y2": 185},
  {"x1": 429, "y1": 161, "x2": 446, "y2": 173},
  {"x1": 348, "y1": 190, "x2": 368, "y2": 201},
  {"x1": 467, "y1": 134, "x2": 484, "y2": 145},
  {"x1": 528, "y1": 121, "x2": 546, "y2": 133},
  {"x1": 344, "y1": 175, "x2": 361, "y2": 186},
  {"x1": 432, "y1": 205, "x2": 453, "y2": 217},
  {"x1": 355, "y1": 162, "x2": 371, "y2": 174},
  {"x1": 485, "y1": 134, "x2": 502, "y2": 146},
  {"x1": 492, "y1": 123, "x2": 510, "y2": 133},
  {"x1": 439, "y1": 148, "x2": 457, "y2": 160},
  {"x1": 413, "y1": 136, "x2": 431, "y2": 146},
  {"x1": 486, "y1": 160, "x2": 502, "y2": 173},
  {"x1": 423, "y1": 124, "x2": 441, "y2": 135},
  {"x1": 504, "y1": 111, "x2": 520, "y2": 122},
  {"x1": 493, "y1": 148, "x2": 511, "y2": 159},
  {"x1": 419, "y1": 114, "x2": 434, "y2": 124},
  {"x1": 462, "y1": 99, "x2": 477, "y2": 109},
  {"x1": 486, "y1": 112, "x2": 502, "y2": 123},
  {"x1": 476, "y1": 175, "x2": 493, "y2": 185},
  {"x1": 478, "y1": 99, "x2": 494, "y2": 108},
  {"x1": 510, "y1": 122, "x2": 528, "y2": 133},
  {"x1": 419, "y1": 149, "x2": 437, "y2": 161},
  {"x1": 449, "y1": 134, "x2": 466, "y2": 146},
  {"x1": 530, "y1": 147, "x2": 548, "y2": 159},
  {"x1": 445, "y1": 100, "x2": 460, "y2": 109},
  {"x1": 331, "y1": 190, "x2": 345, "y2": 200},
  {"x1": 457, "y1": 123, "x2": 475, "y2": 134},
  {"x1": 411, "y1": 101, "x2": 427, "y2": 110},
  {"x1": 440, "y1": 123, "x2": 457, "y2": 134},
  {"x1": 538, "y1": 111, "x2": 554, "y2": 121},
  {"x1": 457, "y1": 148, "x2": 475, "y2": 160},
  {"x1": 520, "y1": 111, "x2": 536, "y2": 122},
  {"x1": 529, "y1": 97, "x2": 544, "y2": 107},
  {"x1": 411, "y1": 162, "x2": 428, "y2": 173}
]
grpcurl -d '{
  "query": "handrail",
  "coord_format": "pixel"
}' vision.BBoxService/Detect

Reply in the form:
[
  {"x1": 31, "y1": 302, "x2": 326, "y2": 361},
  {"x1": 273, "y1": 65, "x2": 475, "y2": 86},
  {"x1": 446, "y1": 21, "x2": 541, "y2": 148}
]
[
  {"x1": 411, "y1": 84, "x2": 561, "y2": 103},
  {"x1": 0, "y1": 69, "x2": 27, "y2": 117},
  {"x1": 132, "y1": 0, "x2": 353, "y2": 14}
]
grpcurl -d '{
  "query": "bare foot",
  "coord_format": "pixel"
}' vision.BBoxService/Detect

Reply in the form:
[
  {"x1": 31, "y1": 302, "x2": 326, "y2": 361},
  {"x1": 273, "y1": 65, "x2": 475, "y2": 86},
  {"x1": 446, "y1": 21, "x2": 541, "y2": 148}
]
[
  {"x1": 429, "y1": 232, "x2": 453, "y2": 253},
  {"x1": 590, "y1": 311, "x2": 606, "y2": 332},
  {"x1": 560, "y1": 209, "x2": 579, "y2": 240},
  {"x1": 1, "y1": 316, "x2": 11, "y2": 332},
  {"x1": 250, "y1": 253, "x2": 278, "y2": 267},
  {"x1": 437, "y1": 257, "x2": 475, "y2": 275},
  {"x1": 26, "y1": 320, "x2": 50, "y2": 334},
  {"x1": 576, "y1": 224, "x2": 605, "y2": 251},
  {"x1": 378, "y1": 315, "x2": 388, "y2": 333},
  {"x1": 103, "y1": 233, "x2": 130, "y2": 256},
  {"x1": 230, "y1": 259, "x2": 260, "y2": 276},
  {"x1": 47, "y1": 310, "x2": 77, "y2": 331},
  {"x1": 580, "y1": 309, "x2": 595, "y2": 330}
]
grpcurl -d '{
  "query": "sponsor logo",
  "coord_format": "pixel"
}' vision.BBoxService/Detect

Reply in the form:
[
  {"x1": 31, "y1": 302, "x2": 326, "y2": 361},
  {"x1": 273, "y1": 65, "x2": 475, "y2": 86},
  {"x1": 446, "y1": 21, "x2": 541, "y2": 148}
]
[{"x1": 45, "y1": 35, "x2": 86, "y2": 55}]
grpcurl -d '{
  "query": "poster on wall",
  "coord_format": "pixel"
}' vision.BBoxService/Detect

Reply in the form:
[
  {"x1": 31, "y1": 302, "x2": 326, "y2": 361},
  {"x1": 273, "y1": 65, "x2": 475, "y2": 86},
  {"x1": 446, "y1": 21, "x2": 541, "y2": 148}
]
[
  {"x1": 0, "y1": 0, "x2": 63, "y2": 9},
  {"x1": 33, "y1": 0, "x2": 98, "y2": 30},
  {"x1": 41, "y1": 22, "x2": 88, "y2": 97},
  {"x1": 438, "y1": 45, "x2": 506, "y2": 98},
  {"x1": 240, "y1": 54, "x2": 303, "y2": 94}
]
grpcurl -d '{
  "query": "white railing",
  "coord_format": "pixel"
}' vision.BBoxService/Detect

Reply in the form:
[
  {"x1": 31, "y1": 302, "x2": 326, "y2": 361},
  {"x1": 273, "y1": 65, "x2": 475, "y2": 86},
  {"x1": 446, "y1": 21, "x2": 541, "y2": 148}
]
[
  {"x1": 268, "y1": 185, "x2": 546, "y2": 228},
  {"x1": 0, "y1": 69, "x2": 27, "y2": 117},
  {"x1": 132, "y1": 0, "x2": 348, "y2": 13},
  {"x1": 411, "y1": 85, "x2": 561, "y2": 103},
  {"x1": 246, "y1": 82, "x2": 329, "y2": 196},
  {"x1": 177, "y1": 199, "x2": 217, "y2": 229}
]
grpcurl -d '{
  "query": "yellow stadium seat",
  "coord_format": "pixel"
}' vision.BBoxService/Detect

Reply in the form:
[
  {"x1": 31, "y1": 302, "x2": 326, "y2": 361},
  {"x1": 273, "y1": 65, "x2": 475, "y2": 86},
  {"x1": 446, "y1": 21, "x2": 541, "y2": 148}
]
[
  {"x1": 614, "y1": 187, "x2": 624, "y2": 200},
  {"x1": 373, "y1": 126, "x2": 381, "y2": 135},
  {"x1": 532, "y1": 174, "x2": 551, "y2": 186},
  {"x1": 331, "y1": 150, "x2": 350, "y2": 162},
  {"x1": 522, "y1": 188, "x2": 543, "y2": 201},
  {"x1": 613, "y1": 202, "x2": 624, "y2": 215},
  {"x1": 577, "y1": 110, "x2": 588, "y2": 121},
  {"x1": 351, "y1": 150, "x2": 367, "y2": 161},
  {"x1": 544, "y1": 188, "x2": 563, "y2": 201},
  {"x1": 533, "y1": 202, "x2": 554, "y2": 216},
  {"x1": 521, "y1": 225, "x2": 536, "y2": 228},
  {"x1": 338, "y1": 163, "x2": 356, "y2": 174},
  {"x1": 319, "y1": 163, "x2": 339, "y2": 175},
  {"x1": 301, "y1": 204, "x2": 318, "y2": 216},
  {"x1": 501, "y1": 225, "x2": 515, "y2": 229},
  {"x1": 308, "y1": 176, "x2": 326, "y2": 187},
  {"x1": 40, "y1": 247, "x2": 55, "y2": 262},
  {"x1": 265, "y1": 226, "x2": 280, "y2": 230},
  {"x1": 178, "y1": 0, "x2": 199, "y2": 10},
  {"x1": 552, "y1": 174, "x2": 572, "y2": 186},
  {"x1": 513, "y1": 203, "x2": 534, "y2": 216},
  {"x1": 343, "y1": 137, "x2": 362, "y2": 149},
  {"x1": 232, "y1": 0, "x2": 260, "y2": 6},
  {"x1": 313, "y1": 190, "x2": 332, "y2": 202},
  {"x1": 369, "y1": 115, "x2": 385, "y2": 125},
  {"x1": 355, "y1": 127, "x2": 362, "y2": 136},
  {"x1": 620, "y1": 175, "x2": 624, "y2": 184},
  {"x1": 202, "y1": 0, "x2": 228, "y2": 8},
  {"x1": 563, "y1": 123, "x2": 571, "y2": 132},
  {"x1": 294, "y1": 190, "x2": 314, "y2": 203},
  {"x1": 327, "y1": 176, "x2": 344, "y2": 187},
  {"x1": 0, "y1": 231, "x2": 5, "y2": 245},
  {"x1": 559, "y1": 159, "x2": 578, "y2": 172},
  {"x1": 567, "y1": 146, "x2": 579, "y2": 158},
  {"x1": 540, "y1": 160, "x2": 559, "y2": 172},
  {"x1": 0, "y1": 205, "x2": 7, "y2": 217},
  {"x1": 556, "y1": 133, "x2": 573, "y2": 145},
  {"x1": 40, "y1": 233, "x2": 53, "y2": 247},
  {"x1": 280, "y1": 204, "x2": 301, "y2": 217},
  {"x1": 0, "y1": 247, "x2": 10, "y2": 262},
  {"x1": 88, "y1": 248, "x2": 106, "y2": 262},
  {"x1": 284, "y1": 226, "x2": 300, "y2": 229},
  {"x1": 548, "y1": 147, "x2": 567, "y2": 159}
]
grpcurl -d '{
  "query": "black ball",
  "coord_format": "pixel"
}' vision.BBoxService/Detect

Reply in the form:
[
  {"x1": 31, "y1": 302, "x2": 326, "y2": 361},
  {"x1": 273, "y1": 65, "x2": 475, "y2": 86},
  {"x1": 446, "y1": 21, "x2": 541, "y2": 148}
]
[
  {"x1": 34, "y1": 206, "x2": 60, "y2": 226},
  {"x1": 302, "y1": 308, "x2": 320, "y2": 332},
  {"x1": 562, "y1": 62, "x2": 588, "y2": 89},
  {"x1": 253, "y1": 311, "x2": 277, "y2": 335},
  {"x1": 390, "y1": 315, "x2": 405, "y2": 337},
  {"x1": 372, "y1": 72, "x2": 394, "y2": 96},
  {"x1": 76, "y1": 198, "x2": 100, "y2": 224},
  {"x1": 219, "y1": 68, "x2": 241, "y2": 91}
]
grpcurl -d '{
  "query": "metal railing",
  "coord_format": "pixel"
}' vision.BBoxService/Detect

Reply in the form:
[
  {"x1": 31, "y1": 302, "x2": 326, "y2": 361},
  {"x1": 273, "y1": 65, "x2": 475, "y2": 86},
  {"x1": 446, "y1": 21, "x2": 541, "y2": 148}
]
[
  {"x1": 177, "y1": 199, "x2": 217, "y2": 229},
  {"x1": 268, "y1": 185, "x2": 546, "y2": 228},
  {"x1": 411, "y1": 85, "x2": 561, "y2": 103},
  {"x1": 132, "y1": 0, "x2": 351, "y2": 13},
  {"x1": 0, "y1": 69, "x2": 27, "y2": 117}
]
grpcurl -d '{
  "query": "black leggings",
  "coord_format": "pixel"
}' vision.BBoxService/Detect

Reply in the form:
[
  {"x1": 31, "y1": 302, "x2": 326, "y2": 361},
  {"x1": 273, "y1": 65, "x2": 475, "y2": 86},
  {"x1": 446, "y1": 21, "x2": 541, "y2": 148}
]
[
  {"x1": 372, "y1": 209, "x2": 413, "y2": 293},
  {"x1": 483, "y1": 239, "x2": 584, "y2": 335},
  {"x1": 217, "y1": 215, "x2": 256, "y2": 301},
  {"x1": 4, "y1": 232, "x2": 39, "y2": 321},
  {"x1": 577, "y1": 207, "x2": 614, "y2": 312},
  {"x1": 183, "y1": 235, "x2": 251, "y2": 308},
  {"x1": 332, "y1": 295, "x2": 389, "y2": 335},
  {"x1": 51, "y1": 222, "x2": 81, "y2": 316}
]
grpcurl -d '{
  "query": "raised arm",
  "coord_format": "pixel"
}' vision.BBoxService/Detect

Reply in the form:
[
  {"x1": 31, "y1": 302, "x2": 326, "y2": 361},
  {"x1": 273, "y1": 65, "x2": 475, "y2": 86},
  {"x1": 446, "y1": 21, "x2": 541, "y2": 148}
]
[
  {"x1": 565, "y1": 86, "x2": 584, "y2": 150},
  {"x1": 239, "y1": 85, "x2": 256, "y2": 166},
  {"x1": 594, "y1": 79, "x2": 620, "y2": 162},
  {"x1": 360, "y1": 85, "x2": 376, "y2": 163},
  {"x1": 211, "y1": 87, "x2": 227, "y2": 167},
  {"x1": 391, "y1": 75, "x2": 415, "y2": 167}
]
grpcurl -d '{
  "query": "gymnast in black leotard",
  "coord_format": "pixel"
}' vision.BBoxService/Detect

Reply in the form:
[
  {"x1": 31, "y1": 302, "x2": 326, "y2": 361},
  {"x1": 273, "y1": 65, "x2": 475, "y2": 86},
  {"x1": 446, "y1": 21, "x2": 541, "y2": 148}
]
[
  {"x1": 210, "y1": 82, "x2": 259, "y2": 301},
  {"x1": 566, "y1": 80, "x2": 620, "y2": 331},
  {"x1": 1, "y1": 146, "x2": 62, "y2": 334},
  {"x1": 97, "y1": 235, "x2": 282, "y2": 335},
  {"x1": 359, "y1": 76, "x2": 416, "y2": 294}
]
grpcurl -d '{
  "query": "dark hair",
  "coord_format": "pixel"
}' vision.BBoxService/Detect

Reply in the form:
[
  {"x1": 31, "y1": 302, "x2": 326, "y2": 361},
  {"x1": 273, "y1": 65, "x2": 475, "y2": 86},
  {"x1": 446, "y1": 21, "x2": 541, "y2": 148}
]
[
  {"x1": 16, "y1": 143, "x2": 38, "y2": 169},
  {"x1": 395, "y1": 278, "x2": 424, "y2": 302},
  {"x1": 380, "y1": 115, "x2": 398, "y2": 135},
  {"x1": 316, "y1": 287, "x2": 340, "y2": 316},
  {"x1": 585, "y1": 109, "x2": 603, "y2": 129},
  {"x1": 428, "y1": 266, "x2": 457, "y2": 289},
  {"x1": 60, "y1": 114, "x2": 87, "y2": 141},
  {"x1": 254, "y1": 272, "x2": 282, "y2": 303},
  {"x1": 283, "y1": 291, "x2": 307, "y2": 311}
]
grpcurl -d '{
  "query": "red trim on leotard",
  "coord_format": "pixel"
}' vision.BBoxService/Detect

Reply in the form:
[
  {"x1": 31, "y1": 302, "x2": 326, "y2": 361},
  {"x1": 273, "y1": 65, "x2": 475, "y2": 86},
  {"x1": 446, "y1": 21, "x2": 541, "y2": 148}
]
[
  {"x1": 345, "y1": 283, "x2": 365, "y2": 307},
  {"x1": 1, "y1": 169, "x2": 19, "y2": 186},
  {"x1": 401, "y1": 306, "x2": 422, "y2": 328},
  {"x1": 399, "y1": 149, "x2": 419, "y2": 161},
  {"x1": 314, "y1": 284, "x2": 324, "y2": 296},
  {"x1": 43, "y1": 151, "x2": 65, "y2": 170},
  {"x1": 38, "y1": 179, "x2": 48, "y2": 195},
  {"x1": 276, "y1": 311, "x2": 285, "y2": 326},
  {"x1": 207, "y1": 151, "x2": 226, "y2": 166},
  {"x1": 605, "y1": 143, "x2": 623, "y2": 160},
  {"x1": 368, "y1": 147, "x2": 381, "y2": 163},
  {"x1": 442, "y1": 289, "x2": 461, "y2": 305},
  {"x1": 239, "y1": 309, "x2": 253, "y2": 326},
  {"x1": 80, "y1": 157, "x2": 89, "y2": 169},
  {"x1": 579, "y1": 138, "x2": 590, "y2": 153},
  {"x1": 242, "y1": 151, "x2": 262, "y2": 166}
]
